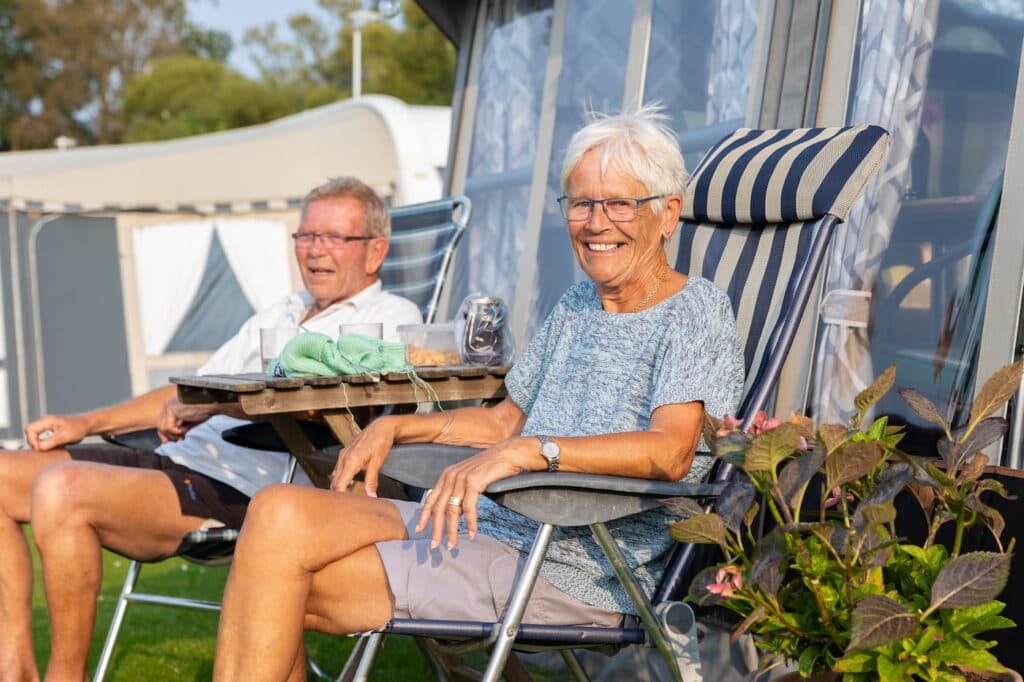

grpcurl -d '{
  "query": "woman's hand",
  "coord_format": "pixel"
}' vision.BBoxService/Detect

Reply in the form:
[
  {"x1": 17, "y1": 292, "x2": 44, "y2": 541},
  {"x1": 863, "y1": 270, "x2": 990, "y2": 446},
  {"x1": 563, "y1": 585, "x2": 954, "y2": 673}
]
[
  {"x1": 416, "y1": 437, "x2": 536, "y2": 550},
  {"x1": 330, "y1": 417, "x2": 398, "y2": 495}
]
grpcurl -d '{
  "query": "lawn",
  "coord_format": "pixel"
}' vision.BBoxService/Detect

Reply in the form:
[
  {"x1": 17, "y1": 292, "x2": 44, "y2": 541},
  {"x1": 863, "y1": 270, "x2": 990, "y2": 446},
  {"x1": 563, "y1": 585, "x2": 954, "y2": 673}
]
[{"x1": 25, "y1": 529, "x2": 432, "y2": 681}]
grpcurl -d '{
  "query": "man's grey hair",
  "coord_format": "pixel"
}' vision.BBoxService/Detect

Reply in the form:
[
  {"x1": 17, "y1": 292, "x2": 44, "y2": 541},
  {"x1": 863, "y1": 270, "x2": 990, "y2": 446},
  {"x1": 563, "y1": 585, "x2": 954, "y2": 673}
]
[
  {"x1": 560, "y1": 104, "x2": 689, "y2": 216},
  {"x1": 300, "y1": 176, "x2": 391, "y2": 238}
]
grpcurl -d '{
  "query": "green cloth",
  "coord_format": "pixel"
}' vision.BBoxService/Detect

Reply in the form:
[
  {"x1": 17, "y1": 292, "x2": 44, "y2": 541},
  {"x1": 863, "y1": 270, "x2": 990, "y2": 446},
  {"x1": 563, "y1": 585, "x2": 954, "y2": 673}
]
[{"x1": 271, "y1": 332, "x2": 409, "y2": 377}]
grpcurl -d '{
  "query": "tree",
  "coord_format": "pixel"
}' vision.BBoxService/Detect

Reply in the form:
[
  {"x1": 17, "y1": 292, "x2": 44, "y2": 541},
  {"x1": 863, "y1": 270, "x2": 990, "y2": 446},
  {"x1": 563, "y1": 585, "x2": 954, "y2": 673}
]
[
  {"x1": 243, "y1": 0, "x2": 456, "y2": 106},
  {"x1": 0, "y1": 0, "x2": 30, "y2": 150},
  {"x1": 6, "y1": 0, "x2": 191, "y2": 149},
  {"x1": 121, "y1": 55, "x2": 282, "y2": 141}
]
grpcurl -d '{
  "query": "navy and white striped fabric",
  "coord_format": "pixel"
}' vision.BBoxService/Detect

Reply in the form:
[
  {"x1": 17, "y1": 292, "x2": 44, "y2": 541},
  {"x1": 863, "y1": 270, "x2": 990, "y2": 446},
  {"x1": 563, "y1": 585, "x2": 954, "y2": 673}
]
[
  {"x1": 380, "y1": 196, "x2": 471, "y2": 323},
  {"x1": 684, "y1": 125, "x2": 889, "y2": 224},
  {"x1": 676, "y1": 125, "x2": 890, "y2": 402}
]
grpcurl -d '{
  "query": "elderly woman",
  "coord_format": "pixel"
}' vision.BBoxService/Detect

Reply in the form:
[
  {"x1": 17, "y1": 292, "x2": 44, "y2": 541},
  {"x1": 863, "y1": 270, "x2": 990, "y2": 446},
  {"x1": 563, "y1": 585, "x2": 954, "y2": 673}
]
[{"x1": 213, "y1": 108, "x2": 744, "y2": 681}]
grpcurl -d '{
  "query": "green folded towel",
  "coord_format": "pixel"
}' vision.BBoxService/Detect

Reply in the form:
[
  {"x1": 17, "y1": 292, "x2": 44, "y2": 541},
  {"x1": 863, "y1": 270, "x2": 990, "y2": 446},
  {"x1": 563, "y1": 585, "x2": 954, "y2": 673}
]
[{"x1": 271, "y1": 332, "x2": 410, "y2": 377}]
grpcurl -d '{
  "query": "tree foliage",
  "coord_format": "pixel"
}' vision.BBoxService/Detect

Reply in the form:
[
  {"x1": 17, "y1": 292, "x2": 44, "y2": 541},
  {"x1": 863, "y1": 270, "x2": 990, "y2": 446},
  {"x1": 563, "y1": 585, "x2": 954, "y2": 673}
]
[{"x1": 0, "y1": 0, "x2": 455, "y2": 149}]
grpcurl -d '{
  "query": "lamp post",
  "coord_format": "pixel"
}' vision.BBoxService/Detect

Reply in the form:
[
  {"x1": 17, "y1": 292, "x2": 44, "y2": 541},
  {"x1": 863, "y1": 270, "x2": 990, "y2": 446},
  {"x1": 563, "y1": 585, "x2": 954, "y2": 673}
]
[{"x1": 348, "y1": 2, "x2": 400, "y2": 99}]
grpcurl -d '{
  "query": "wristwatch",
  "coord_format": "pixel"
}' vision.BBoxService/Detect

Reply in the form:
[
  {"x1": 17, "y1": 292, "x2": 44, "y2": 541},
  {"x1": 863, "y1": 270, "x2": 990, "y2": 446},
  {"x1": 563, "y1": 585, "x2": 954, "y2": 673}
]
[{"x1": 537, "y1": 435, "x2": 561, "y2": 472}]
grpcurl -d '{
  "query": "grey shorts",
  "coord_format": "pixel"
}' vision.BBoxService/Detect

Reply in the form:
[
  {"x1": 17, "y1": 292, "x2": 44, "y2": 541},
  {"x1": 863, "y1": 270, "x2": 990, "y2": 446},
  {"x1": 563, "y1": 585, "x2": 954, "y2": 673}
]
[{"x1": 376, "y1": 499, "x2": 622, "y2": 627}]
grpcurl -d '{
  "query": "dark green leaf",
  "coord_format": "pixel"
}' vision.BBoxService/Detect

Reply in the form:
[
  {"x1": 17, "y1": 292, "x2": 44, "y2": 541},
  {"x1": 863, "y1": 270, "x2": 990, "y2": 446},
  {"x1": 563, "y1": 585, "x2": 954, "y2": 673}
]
[
  {"x1": 717, "y1": 473, "x2": 756, "y2": 534},
  {"x1": 861, "y1": 466, "x2": 914, "y2": 509},
  {"x1": 852, "y1": 501, "x2": 896, "y2": 534},
  {"x1": 930, "y1": 552, "x2": 1012, "y2": 609},
  {"x1": 959, "y1": 417, "x2": 1008, "y2": 457},
  {"x1": 668, "y1": 514, "x2": 729, "y2": 549},
  {"x1": 826, "y1": 441, "x2": 884, "y2": 489},
  {"x1": 779, "y1": 521, "x2": 831, "y2": 535},
  {"x1": 937, "y1": 438, "x2": 958, "y2": 469},
  {"x1": 964, "y1": 494, "x2": 1006, "y2": 547},
  {"x1": 743, "y1": 500, "x2": 760, "y2": 532},
  {"x1": 898, "y1": 387, "x2": 950, "y2": 432},
  {"x1": 659, "y1": 496, "x2": 705, "y2": 520},
  {"x1": 968, "y1": 360, "x2": 1024, "y2": 428},
  {"x1": 713, "y1": 431, "x2": 752, "y2": 460},
  {"x1": 847, "y1": 594, "x2": 917, "y2": 652},
  {"x1": 748, "y1": 551, "x2": 785, "y2": 598},
  {"x1": 744, "y1": 423, "x2": 802, "y2": 473},
  {"x1": 777, "y1": 449, "x2": 825, "y2": 509},
  {"x1": 861, "y1": 525, "x2": 894, "y2": 568},
  {"x1": 818, "y1": 423, "x2": 850, "y2": 454},
  {"x1": 854, "y1": 365, "x2": 896, "y2": 417}
]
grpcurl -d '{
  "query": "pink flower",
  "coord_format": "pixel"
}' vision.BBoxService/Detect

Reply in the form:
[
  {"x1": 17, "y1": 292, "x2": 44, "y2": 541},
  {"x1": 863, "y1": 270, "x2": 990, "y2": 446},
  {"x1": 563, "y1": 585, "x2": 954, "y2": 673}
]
[
  {"x1": 707, "y1": 565, "x2": 744, "y2": 598},
  {"x1": 748, "y1": 411, "x2": 783, "y2": 435},
  {"x1": 823, "y1": 486, "x2": 854, "y2": 509},
  {"x1": 716, "y1": 414, "x2": 742, "y2": 438}
]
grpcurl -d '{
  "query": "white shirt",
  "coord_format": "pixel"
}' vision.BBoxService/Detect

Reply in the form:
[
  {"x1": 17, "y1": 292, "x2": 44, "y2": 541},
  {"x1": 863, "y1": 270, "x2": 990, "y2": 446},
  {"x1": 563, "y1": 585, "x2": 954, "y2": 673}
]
[{"x1": 155, "y1": 281, "x2": 422, "y2": 498}]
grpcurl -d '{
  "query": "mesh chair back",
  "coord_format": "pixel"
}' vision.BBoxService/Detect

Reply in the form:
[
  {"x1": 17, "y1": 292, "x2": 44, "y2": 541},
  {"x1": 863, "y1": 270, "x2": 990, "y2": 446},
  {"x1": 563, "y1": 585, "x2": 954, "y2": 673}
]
[
  {"x1": 380, "y1": 196, "x2": 471, "y2": 323},
  {"x1": 676, "y1": 125, "x2": 889, "y2": 415}
]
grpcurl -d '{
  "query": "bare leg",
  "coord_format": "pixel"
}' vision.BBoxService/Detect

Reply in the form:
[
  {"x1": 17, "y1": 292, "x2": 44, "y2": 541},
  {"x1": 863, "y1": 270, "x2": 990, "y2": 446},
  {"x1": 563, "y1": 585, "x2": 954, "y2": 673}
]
[
  {"x1": 214, "y1": 485, "x2": 407, "y2": 682},
  {"x1": 0, "y1": 449, "x2": 74, "y2": 682},
  {"x1": 30, "y1": 461, "x2": 209, "y2": 682}
]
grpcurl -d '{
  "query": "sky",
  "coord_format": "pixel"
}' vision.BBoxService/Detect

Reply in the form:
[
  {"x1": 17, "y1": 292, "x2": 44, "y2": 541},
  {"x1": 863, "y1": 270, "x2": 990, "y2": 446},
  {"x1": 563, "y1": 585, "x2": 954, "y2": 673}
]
[{"x1": 186, "y1": 0, "x2": 329, "y2": 78}]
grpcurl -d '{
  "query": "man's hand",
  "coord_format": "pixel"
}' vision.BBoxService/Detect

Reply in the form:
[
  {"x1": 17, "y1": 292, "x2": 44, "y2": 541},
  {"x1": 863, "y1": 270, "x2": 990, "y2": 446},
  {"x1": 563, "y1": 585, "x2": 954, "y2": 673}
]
[
  {"x1": 25, "y1": 414, "x2": 89, "y2": 450},
  {"x1": 157, "y1": 398, "x2": 217, "y2": 443},
  {"x1": 330, "y1": 417, "x2": 398, "y2": 496}
]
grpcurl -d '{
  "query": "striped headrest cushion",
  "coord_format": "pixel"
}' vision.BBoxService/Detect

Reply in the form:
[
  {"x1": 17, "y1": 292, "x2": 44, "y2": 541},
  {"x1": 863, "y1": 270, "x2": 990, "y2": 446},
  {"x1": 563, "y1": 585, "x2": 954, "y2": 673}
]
[{"x1": 683, "y1": 124, "x2": 890, "y2": 224}]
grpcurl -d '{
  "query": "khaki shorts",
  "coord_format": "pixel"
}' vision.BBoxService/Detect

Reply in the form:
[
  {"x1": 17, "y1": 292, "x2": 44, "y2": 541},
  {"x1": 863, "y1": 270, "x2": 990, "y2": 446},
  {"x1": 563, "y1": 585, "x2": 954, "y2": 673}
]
[{"x1": 376, "y1": 499, "x2": 622, "y2": 627}]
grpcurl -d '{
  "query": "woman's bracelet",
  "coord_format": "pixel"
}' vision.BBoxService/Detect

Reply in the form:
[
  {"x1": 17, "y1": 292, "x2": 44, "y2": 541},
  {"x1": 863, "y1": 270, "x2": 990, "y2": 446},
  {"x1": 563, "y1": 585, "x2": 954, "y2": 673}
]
[{"x1": 434, "y1": 410, "x2": 456, "y2": 442}]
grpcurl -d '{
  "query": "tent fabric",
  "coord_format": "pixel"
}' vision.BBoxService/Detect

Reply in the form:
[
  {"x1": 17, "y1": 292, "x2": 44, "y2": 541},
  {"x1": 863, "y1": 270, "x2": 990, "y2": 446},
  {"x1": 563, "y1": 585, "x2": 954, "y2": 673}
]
[
  {"x1": 133, "y1": 219, "x2": 291, "y2": 356},
  {"x1": 0, "y1": 96, "x2": 450, "y2": 209}
]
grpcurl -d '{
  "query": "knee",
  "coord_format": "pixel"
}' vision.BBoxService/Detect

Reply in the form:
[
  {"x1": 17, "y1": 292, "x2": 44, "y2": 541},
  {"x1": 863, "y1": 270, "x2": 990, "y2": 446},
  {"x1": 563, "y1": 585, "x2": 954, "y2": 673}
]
[
  {"x1": 31, "y1": 463, "x2": 94, "y2": 526},
  {"x1": 243, "y1": 484, "x2": 314, "y2": 536}
]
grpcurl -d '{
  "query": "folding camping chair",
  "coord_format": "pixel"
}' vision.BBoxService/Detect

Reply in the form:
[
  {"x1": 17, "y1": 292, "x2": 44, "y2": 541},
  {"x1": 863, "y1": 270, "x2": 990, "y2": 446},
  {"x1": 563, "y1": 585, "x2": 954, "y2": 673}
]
[
  {"x1": 91, "y1": 195, "x2": 472, "y2": 681},
  {"x1": 349, "y1": 125, "x2": 890, "y2": 682}
]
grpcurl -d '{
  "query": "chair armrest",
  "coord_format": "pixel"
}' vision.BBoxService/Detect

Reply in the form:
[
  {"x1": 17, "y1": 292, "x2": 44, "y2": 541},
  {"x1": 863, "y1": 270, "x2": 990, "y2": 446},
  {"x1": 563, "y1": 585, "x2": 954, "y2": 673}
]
[{"x1": 380, "y1": 443, "x2": 724, "y2": 527}]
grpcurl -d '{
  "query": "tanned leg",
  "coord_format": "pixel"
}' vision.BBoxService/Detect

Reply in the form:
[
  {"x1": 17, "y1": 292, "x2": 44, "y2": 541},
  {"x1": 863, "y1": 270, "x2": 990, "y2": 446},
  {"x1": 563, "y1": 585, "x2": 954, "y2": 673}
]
[
  {"x1": 30, "y1": 461, "x2": 208, "y2": 682},
  {"x1": 214, "y1": 485, "x2": 407, "y2": 682},
  {"x1": 0, "y1": 449, "x2": 74, "y2": 682}
]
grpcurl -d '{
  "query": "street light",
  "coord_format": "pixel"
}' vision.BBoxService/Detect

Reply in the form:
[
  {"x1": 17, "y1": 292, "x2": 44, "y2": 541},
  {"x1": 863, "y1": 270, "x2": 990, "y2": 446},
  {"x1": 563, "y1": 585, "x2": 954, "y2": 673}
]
[{"x1": 349, "y1": 1, "x2": 400, "y2": 99}]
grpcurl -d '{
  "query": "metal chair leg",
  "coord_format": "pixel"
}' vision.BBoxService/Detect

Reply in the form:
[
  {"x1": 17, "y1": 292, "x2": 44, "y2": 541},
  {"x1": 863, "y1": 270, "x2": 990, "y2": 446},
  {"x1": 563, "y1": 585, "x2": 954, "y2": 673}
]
[
  {"x1": 92, "y1": 559, "x2": 143, "y2": 682},
  {"x1": 481, "y1": 522, "x2": 555, "y2": 682},
  {"x1": 560, "y1": 649, "x2": 591, "y2": 682}
]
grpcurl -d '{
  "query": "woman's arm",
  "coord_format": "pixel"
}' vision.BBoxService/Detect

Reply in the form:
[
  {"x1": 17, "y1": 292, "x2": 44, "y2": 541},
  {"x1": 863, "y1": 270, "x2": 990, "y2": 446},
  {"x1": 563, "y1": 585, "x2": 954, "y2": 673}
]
[
  {"x1": 329, "y1": 397, "x2": 527, "y2": 494},
  {"x1": 418, "y1": 400, "x2": 705, "y2": 550}
]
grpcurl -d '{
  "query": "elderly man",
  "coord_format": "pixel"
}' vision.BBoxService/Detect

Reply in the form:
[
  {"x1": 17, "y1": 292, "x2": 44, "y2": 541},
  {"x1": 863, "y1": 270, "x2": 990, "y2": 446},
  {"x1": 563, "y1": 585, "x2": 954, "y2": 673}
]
[{"x1": 0, "y1": 176, "x2": 422, "y2": 681}]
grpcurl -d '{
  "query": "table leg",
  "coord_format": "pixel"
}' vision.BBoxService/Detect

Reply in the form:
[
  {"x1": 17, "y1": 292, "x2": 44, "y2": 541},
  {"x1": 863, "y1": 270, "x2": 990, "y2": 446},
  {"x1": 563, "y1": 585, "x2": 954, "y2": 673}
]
[
  {"x1": 322, "y1": 411, "x2": 361, "y2": 445},
  {"x1": 268, "y1": 415, "x2": 332, "y2": 489}
]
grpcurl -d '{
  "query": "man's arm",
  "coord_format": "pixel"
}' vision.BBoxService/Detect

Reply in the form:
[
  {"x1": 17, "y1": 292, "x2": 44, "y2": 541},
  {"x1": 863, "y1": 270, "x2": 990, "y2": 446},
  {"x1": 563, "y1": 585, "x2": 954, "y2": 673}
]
[{"x1": 25, "y1": 384, "x2": 179, "y2": 450}]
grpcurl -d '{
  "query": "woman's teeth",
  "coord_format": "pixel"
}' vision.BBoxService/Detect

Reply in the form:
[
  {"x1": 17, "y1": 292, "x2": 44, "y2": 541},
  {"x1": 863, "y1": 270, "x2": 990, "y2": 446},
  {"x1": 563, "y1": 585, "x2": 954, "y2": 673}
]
[{"x1": 588, "y1": 243, "x2": 620, "y2": 252}]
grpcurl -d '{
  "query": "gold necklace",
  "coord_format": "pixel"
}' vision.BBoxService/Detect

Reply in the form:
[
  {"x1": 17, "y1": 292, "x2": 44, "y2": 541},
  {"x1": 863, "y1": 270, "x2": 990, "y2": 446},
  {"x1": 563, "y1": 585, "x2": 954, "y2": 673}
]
[{"x1": 630, "y1": 265, "x2": 669, "y2": 312}]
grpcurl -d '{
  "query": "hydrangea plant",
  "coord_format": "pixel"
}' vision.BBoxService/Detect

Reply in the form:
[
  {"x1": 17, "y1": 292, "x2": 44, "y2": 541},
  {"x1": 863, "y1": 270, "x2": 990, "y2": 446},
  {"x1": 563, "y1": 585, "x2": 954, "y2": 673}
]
[{"x1": 669, "y1": 361, "x2": 1023, "y2": 681}]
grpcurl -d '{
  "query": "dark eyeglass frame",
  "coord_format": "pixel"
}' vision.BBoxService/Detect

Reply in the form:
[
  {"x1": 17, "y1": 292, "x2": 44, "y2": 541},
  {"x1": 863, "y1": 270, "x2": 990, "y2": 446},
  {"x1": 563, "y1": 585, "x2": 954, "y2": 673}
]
[
  {"x1": 291, "y1": 232, "x2": 374, "y2": 249},
  {"x1": 555, "y1": 195, "x2": 665, "y2": 222}
]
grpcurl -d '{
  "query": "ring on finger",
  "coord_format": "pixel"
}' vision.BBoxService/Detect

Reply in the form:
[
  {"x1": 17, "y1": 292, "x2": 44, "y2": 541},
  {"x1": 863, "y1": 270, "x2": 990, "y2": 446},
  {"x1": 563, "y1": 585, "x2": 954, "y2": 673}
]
[{"x1": 447, "y1": 496, "x2": 462, "y2": 508}]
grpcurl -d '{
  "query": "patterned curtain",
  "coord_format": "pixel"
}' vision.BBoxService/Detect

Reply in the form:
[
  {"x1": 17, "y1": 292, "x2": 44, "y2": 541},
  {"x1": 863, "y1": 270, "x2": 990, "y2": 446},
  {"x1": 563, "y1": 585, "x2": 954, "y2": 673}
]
[
  {"x1": 706, "y1": 0, "x2": 760, "y2": 124},
  {"x1": 811, "y1": 0, "x2": 940, "y2": 423}
]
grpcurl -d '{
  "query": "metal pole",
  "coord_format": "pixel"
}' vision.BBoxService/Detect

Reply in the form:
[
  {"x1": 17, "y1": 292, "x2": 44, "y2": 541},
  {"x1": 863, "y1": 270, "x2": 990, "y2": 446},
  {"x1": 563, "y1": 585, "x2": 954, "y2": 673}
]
[{"x1": 353, "y1": 27, "x2": 362, "y2": 99}]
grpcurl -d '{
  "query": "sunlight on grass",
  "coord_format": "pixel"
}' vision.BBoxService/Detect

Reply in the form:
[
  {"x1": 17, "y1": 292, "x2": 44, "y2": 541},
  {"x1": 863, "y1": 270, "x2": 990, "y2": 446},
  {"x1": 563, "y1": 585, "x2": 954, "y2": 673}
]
[{"x1": 25, "y1": 529, "x2": 431, "y2": 680}]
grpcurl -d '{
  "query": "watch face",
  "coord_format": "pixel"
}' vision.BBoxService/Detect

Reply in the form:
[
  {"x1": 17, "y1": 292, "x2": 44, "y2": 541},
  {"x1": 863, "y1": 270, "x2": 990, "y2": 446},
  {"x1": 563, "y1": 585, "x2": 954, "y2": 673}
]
[{"x1": 541, "y1": 440, "x2": 559, "y2": 458}]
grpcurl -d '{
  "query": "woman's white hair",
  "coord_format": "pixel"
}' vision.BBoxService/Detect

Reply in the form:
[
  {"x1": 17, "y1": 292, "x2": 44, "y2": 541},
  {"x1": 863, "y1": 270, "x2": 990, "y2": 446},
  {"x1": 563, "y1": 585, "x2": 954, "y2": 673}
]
[{"x1": 559, "y1": 104, "x2": 688, "y2": 216}]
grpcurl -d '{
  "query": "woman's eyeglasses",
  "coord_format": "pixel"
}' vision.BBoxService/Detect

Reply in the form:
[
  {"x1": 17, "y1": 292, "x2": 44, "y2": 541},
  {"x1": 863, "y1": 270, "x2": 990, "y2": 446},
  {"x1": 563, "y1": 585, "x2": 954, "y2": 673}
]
[{"x1": 556, "y1": 195, "x2": 664, "y2": 222}]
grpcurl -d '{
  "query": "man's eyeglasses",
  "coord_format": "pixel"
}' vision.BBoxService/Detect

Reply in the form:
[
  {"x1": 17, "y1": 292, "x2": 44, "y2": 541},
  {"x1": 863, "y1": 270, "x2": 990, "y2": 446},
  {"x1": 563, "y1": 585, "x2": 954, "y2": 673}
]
[
  {"x1": 291, "y1": 232, "x2": 373, "y2": 249},
  {"x1": 556, "y1": 195, "x2": 664, "y2": 222}
]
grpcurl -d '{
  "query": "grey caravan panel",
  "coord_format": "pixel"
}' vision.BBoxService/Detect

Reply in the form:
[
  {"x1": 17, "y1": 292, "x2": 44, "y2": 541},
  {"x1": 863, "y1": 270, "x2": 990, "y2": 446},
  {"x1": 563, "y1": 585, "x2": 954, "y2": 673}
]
[{"x1": 32, "y1": 214, "x2": 132, "y2": 418}]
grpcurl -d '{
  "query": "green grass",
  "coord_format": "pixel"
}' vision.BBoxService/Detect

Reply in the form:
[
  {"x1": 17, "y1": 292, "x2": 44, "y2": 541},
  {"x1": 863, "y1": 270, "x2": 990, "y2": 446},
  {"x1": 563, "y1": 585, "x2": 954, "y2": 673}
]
[{"x1": 26, "y1": 530, "x2": 432, "y2": 681}]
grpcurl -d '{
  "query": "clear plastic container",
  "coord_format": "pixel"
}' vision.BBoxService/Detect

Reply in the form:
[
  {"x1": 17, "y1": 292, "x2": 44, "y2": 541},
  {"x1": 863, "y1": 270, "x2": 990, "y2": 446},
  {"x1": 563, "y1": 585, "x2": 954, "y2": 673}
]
[{"x1": 398, "y1": 322, "x2": 461, "y2": 366}]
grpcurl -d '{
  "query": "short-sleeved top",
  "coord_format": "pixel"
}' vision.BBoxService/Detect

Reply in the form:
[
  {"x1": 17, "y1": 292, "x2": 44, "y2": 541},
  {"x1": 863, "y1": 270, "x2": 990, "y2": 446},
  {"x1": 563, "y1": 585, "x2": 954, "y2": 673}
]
[
  {"x1": 474, "y1": 277, "x2": 744, "y2": 614},
  {"x1": 155, "y1": 281, "x2": 422, "y2": 497}
]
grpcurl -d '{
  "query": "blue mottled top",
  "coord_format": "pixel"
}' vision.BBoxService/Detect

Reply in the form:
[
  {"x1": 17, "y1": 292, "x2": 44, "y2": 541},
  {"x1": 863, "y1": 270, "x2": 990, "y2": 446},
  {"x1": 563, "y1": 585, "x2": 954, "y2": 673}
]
[{"x1": 474, "y1": 277, "x2": 745, "y2": 614}]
